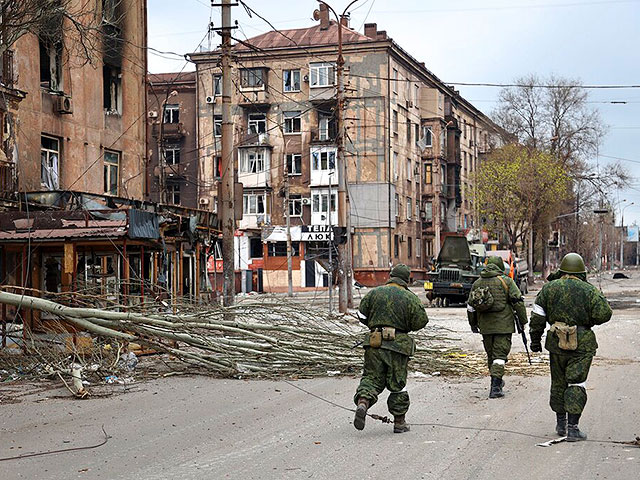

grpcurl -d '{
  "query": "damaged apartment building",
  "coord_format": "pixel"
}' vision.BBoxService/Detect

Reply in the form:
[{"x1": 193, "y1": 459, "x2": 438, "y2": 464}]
[
  {"x1": 0, "y1": 1, "x2": 218, "y2": 347},
  {"x1": 190, "y1": 5, "x2": 503, "y2": 290}
]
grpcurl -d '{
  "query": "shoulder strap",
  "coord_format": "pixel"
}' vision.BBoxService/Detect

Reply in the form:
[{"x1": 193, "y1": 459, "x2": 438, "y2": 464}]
[{"x1": 497, "y1": 275, "x2": 509, "y2": 295}]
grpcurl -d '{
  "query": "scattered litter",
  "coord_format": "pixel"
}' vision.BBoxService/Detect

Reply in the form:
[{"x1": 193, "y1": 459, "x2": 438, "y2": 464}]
[
  {"x1": 327, "y1": 370, "x2": 341, "y2": 376},
  {"x1": 118, "y1": 352, "x2": 138, "y2": 371},
  {"x1": 613, "y1": 273, "x2": 630, "y2": 279},
  {"x1": 536, "y1": 437, "x2": 566, "y2": 447},
  {"x1": 431, "y1": 371, "x2": 441, "y2": 376},
  {"x1": 105, "y1": 375, "x2": 118, "y2": 384}
]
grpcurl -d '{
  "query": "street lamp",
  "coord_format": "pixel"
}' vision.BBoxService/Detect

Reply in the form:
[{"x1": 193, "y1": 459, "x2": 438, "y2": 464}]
[{"x1": 620, "y1": 200, "x2": 635, "y2": 269}]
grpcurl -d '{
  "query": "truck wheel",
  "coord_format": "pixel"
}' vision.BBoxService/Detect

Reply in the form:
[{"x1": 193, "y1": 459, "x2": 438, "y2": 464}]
[{"x1": 442, "y1": 297, "x2": 450, "y2": 308}]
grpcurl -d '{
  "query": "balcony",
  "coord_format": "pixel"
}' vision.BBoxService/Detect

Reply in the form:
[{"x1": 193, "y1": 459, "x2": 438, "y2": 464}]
[
  {"x1": 238, "y1": 88, "x2": 270, "y2": 107},
  {"x1": 154, "y1": 163, "x2": 188, "y2": 179},
  {"x1": 238, "y1": 132, "x2": 271, "y2": 148},
  {"x1": 0, "y1": 160, "x2": 15, "y2": 195},
  {"x1": 152, "y1": 122, "x2": 186, "y2": 140},
  {"x1": 309, "y1": 127, "x2": 337, "y2": 145}
]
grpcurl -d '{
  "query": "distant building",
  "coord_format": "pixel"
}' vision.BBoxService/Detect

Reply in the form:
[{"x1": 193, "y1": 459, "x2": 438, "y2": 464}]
[
  {"x1": 190, "y1": 5, "x2": 503, "y2": 291},
  {"x1": 147, "y1": 72, "x2": 199, "y2": 209}
]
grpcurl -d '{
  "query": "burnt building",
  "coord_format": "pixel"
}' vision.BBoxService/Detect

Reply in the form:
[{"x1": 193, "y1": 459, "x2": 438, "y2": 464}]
[{"x1": 147, "y1": 72, "x2": 199, "y2": 209}]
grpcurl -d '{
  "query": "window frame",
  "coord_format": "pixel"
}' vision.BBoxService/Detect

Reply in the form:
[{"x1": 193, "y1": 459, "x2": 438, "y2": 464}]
[
  {"x1": 214, "y1": 115, "x2": 222, "y2": 137},
  {"x1": 213, "y1": 74, "x2": 222, "y2": 96},
  {"x1": 103, "y1": 149, "x2": 120, "y2": 196},
  {"x1": 283, "y1": 111, "x2": 301, "y2": 134},
  {"x1": 309, "y1": 62, "x2": 336, "y2": 88},
  {"x1": 240, "y1": 148, "x2": 268, "y2": 174},
  {"x1": 286, "y1": 153, "x2": 302, "y2": 176},
  {"x1": 240, "y1": 68, "x2": 266, "y2": 90},
  {"x1": 41, "y1": 135, "x2": 60, "y2": 190},
  {"x1": 243, "y1": 192, "x2": 267, "y2": 215},
  {"x1": 283, "y1": 69, "x2": 301, "y2": 92},
  {"x1": 163, "y1": 104, "x2": 180, "y2": 124},
  {"x1": 311, "y1": 149, "x2": 336, "y2": 172},
  {"x1": 165, "y1": 146, "x2": 181, "y2": 165},
  {"x1": 247, "y1": 113, "x2": 266, "y2": 134},
  {"x1": 167, "y1": 183, "x2": 180, "y2": 205},
  {"x1": 288, "y1": 195, "x2": 303, "y2": 217},
  {"x1": 311, "y1": 191, "x2": 337, "y2": 215}
]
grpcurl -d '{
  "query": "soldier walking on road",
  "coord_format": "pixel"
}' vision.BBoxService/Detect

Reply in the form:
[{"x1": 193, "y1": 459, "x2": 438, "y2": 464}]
[
  {"x1": 529, "y1": 253, "x2": 612, "y2": 441},
  {"x1": 467, "y1": 256, "x2": 528, "y2": 398},
  {"x1": 353, "y1": 264, "x2": 428, "y2": 433}
]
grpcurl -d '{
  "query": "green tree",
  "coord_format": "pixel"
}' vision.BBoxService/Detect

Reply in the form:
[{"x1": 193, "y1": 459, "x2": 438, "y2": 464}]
[{"x1": 476, "y1": 144, "x2": 570, "y2": 255}]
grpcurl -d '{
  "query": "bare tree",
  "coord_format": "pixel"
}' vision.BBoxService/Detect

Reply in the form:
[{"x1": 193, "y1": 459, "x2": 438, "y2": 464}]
[
  {"x1": 0, "y1": 0, "x2": 124, "y2": 63},
  {"x1": 493, "y1": 73, "x2": 607, "y2": 169}
]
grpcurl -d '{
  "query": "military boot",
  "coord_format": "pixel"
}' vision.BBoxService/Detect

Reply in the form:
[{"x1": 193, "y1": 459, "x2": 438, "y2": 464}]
[
  {"x1": 489, "y1": 376, "x2": 504, "y2": 398},
  {"x1": 393, "y1": 414, "x2": 410, "y2": 433},
  {"x1": 567, "y1": 414, "x2": 587, "y2": 442},
  {"x1": 354, "y1": 398, "x2": 369, "y2": 431},
  {"x1": 556, "y1": 413, "x2": 568, "y2": 436}
]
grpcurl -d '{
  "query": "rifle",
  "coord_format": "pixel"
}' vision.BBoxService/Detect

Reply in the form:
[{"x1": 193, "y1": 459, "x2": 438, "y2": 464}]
[
  {"x1": 515, "y1": 316, "x2": 532, "y2": 365},
  {"x1": 498, "y1": 276, "x2": 532, "y2": 365}
]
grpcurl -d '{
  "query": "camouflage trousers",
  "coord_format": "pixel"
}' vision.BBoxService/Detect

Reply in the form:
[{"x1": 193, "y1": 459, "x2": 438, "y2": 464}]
[
  {"x1": 549, "y1": 351, "x2": 594, "y2": 415},
  {"x1": 482, "y1": 334, "x2": 512, "y2": 378},
  {"x1": 354, "y1": 348, "x2": 410, "y2": 416}
]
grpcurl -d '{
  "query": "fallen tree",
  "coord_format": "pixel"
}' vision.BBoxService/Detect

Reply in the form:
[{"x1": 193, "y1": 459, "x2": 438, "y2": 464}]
[{"x1": 0, "y1": 290, "x2": 542, "y2": 385}]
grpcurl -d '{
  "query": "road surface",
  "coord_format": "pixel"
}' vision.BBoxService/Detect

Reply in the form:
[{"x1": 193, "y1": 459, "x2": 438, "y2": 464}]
[{"x1": 2, "y1": 275, "x2": 639, "y2": 479}]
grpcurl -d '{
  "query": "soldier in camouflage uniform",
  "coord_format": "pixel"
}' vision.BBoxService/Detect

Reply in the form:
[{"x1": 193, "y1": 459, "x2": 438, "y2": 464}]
[
  {"x1": 467, "y1": 256, "x2": 527, "y2": 398},
  {"x1": 530, "y1": 253, "x2": 612, "y2": 441},
  {"x1": 353, "y1": 264, "x2": 429, "y2": 433}
]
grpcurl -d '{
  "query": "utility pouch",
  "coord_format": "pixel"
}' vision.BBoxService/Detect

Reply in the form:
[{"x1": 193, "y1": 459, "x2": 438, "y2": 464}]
[
  {"x1": 382, "y1": 327, "x2": 396, "y2": 341},
  {"x1": 369, "y1": 330, "x2": 382, "y2": 348},
  {"x1": 550, "y1": 322, "x2": 578, "y2": 351}
]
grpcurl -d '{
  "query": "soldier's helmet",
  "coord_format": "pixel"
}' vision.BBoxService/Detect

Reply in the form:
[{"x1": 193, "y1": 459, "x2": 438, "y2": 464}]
[
  {"x1": 486, "y1": 256, "x2": 505, "y2": 272},
  {"x1": 390, "y1": 264, "x2": 411, "y2": 283},
  {"x1": 559, "y1": 253, "x2": 586, "y2": 273}
]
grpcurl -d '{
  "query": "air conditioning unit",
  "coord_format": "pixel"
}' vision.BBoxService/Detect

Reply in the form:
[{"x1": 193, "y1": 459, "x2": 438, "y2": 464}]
[
  {"x1": 148, "y1": 110, "x2": 158, "y2": 118},
  {"x1": 420, "y1": 211, "x2": 427, "y2": 220},
  {"x1": 301, "y1": 197, "x2": 311, "y2": 205},
  {"x1": 54, "y1": 95, "x2": 73, "y2": 114},
  {"x1": 303, "y1": 74, "x2": 309, "y2": 83},
  {"x1": 205, "y1": 95, "x2": 215, "y2": 104},
  {"x1": 199, "y1": 198, "x2": 210, "y2": 206}
]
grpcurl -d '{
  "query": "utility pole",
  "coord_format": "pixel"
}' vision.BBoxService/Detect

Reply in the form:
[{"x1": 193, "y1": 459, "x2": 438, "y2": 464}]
[
  {"x1": 283, "y1": 139, "x2": 293, "y2": 297},
  {"x1": 328, "y1": 173, "x2": 334, "y2": 313},
  {"x1": 320, "y1": 0, "x2": 359, "y2": 313},
  {"x1": 217, "y1": 0, "x2": 235, "y2": 306}
]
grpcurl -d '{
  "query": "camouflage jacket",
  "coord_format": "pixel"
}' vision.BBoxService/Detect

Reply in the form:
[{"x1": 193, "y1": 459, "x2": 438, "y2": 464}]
[
  {"x1": 530, "y1": 274, "x2": 612, "y2": 354},
  {"x1": 358, "y1": 282, "x2": 429, "y2": 356},
  {"x1": 467, "y1": 264, "x2": 527, "y2": 334}
]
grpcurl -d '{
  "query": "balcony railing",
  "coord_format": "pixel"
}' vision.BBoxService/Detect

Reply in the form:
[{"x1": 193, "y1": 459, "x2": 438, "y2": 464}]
[
  {"x1": 239, "y1": 132, "x2": 271, "y2": 147},
  {"x1": 309, "y1": 127, "x2": 337, "y2": 144},
  {"x1": 0, "y1": 160, "x2": 16, "y2": 194},
  {"x1": 152, "y1": 122, "x2": 186, "y2": 139}
]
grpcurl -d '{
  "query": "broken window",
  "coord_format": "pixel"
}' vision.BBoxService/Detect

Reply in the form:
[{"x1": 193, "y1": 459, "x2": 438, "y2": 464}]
[
  {"x1": 243, "y1": 193, "x2": 266, "y2": 215},
  {"x1": 268, "y1": 242, "x2": 300, "y2": 257},
  {"x1": 289, "y1": 195, "x2": 303, "y2": 217},
  {"x1": 284, "y1": 111, "x2": 301, "y2": 134},
  {"x1": 283, "y1": 69, "x2": 300, "y2": 92},
  {"x1": 103, "y1": 65, "x2": 122, "y2": 113},
  {"x1": 394, "y1": 235, "x2": 399, "y2": 258},
  {"x1": 240, "y1": 68, "x2": 265, "y2": 89},
  {"x1": 39, "y1": 38, "x2": 63, "y2": 91},
  {"x1": 104, "y1": 150, "x2": 119, "y2": 195},
  {"x1": 1, "y1": 50, "x2": 14, "y2": 87},
  {"x1": 213, "y1": 156, "x2": 221, "y2": 179},
  {"x1": 213, "y1": 74, "x2": 222, "y2": 96},
  {"x1": 318, "y1": 115, "x2": 336, "y2": 141},
  {"x1": 214, "y1": 115, "x2": 222, "y2": 137},
  {"x1": 165, "y1": 147, "x2": 180, "y2": 165},
  {"x1": 240, "y1": 148, "x2": 267, "y2": 173},
  {"x1": 168, "y1": 183, "x2": 180, "y2": 205},
  {"x1": 311, "y1": 150, "x2": 335, "y2": 171},
  {"x1": 286, "y1": 153, "x2": 302, "y2": 175},
  {"x1": 249, "y1": 238, "x2": 263, "y2": 258},
  {"x1": 41, "y1": 135, "x2": 60, "y2": 190},
  {"x1": 311, "y1": 191, "x2": 336, "y2": 215},
  {"x1": 408, "y1": 237, "x2": 413, "y2": 258},
  {"x1": 163, "y1": 104, "x2": 180, "y2": 124},
  {"x1": 247, "y1": 113, "x2": 266, "y2": 134}
]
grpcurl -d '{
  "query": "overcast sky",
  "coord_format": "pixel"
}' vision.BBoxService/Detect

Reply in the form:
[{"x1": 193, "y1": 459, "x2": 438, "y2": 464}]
[{"x1": 148, "y1": 0, "x2": 640, "y2": 224}]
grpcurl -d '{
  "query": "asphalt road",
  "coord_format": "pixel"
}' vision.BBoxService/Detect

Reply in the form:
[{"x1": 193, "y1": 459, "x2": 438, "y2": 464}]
[{"x1": 2, "y1": 276, "x2": 640, "y2": 480}]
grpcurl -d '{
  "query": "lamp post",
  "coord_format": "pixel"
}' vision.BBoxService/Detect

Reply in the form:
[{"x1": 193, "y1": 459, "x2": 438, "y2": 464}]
[{"x1": 621, "y1": 201, "x2": 635, "y2": 269}]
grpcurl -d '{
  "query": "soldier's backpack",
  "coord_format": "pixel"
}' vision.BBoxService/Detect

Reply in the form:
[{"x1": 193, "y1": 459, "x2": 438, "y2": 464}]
[{"x1": 468, "y1": 285, "x2": 494, "y2": 312}]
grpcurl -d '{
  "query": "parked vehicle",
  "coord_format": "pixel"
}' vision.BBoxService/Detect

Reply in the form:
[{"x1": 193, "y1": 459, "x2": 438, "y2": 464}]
[
  {"x1": 424, "y1": 236, "x2": 486, "y2": 306},
  {"x1": 491, "y1": 249, "x2": 529, "y2": 294}
]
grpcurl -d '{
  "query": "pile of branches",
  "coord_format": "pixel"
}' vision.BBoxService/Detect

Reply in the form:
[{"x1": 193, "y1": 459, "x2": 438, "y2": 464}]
[{"x1": 0, "y1": 291, "x2": 546, "y2": 383}]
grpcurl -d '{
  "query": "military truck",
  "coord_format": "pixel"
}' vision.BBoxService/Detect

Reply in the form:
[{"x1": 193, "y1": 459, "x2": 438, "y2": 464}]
[
  {"x1": 424, "y1": 236, "x2": 486, "y2": 307},
  {"x1": 492, "y1": 249, "x2": 529, "y2": 294}
]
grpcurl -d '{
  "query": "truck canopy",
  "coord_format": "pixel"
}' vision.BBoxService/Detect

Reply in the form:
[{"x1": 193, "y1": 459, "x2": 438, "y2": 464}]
[{"x1": 437, "y1": 236, "x2": 472, "y2": 268}]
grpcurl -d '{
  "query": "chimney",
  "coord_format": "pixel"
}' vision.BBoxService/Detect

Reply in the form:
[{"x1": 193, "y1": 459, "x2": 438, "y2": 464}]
[
  {"x1": 313, "y1": 4, "x2": 330, "y2": 30},
  {"x1": 376, "y1": 30, "x2": 388, "y2": 40},
  {"x1": 340, "y1": 14, "x2": 350, "y2": 28},
  {"x1": 364, "y1": 23, "x2": 377, "y2": 39}
]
